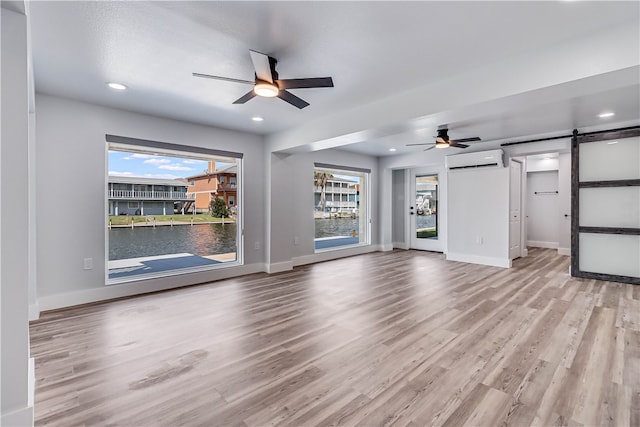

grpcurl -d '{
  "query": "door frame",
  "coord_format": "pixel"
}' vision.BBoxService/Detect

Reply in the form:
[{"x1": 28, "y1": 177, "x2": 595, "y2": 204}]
[
  {"x1": 509, "y1": 159, "x2": 524, "y2": 260},
  {"x1": 406, "y1": 167, "x2": 447, "y2": 253}
]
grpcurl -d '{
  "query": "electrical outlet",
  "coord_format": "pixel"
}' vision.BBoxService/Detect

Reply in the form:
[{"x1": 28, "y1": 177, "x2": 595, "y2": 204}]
[
  {"x1": 254, "y1": 241, "x2": 260, "y2": 250},
  {"x1": 476, "y1": 236, "x2": 483, "y2": 245},
  {"x1": 83, "y1": 258, "x2": 93, "y2": 270},
  {"x1": 294, "y1": 236, "x2": 300, "y2": 245}
]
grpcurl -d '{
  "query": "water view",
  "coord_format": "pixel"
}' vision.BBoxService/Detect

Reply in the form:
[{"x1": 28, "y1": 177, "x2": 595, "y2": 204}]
[
  {"x1": 109, "y1": 223, "x2": 237, "y2": 260},
  {"x1": 109, "y1": 217, "x2": 362, "y2": 265},
  {"x1": 416, "y1": 214, "x2": 436, "y2": 230},
  {"x1": 315, "y1": 217, "x2": 360, "y2": 239}
]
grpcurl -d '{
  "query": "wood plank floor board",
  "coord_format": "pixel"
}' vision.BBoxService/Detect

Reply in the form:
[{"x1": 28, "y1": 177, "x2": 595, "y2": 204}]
[{"x1": 30, "y1": 248, "x2": 639, "y2": 426}]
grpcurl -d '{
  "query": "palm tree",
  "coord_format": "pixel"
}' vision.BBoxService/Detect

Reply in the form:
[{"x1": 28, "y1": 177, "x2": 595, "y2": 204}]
[{"x1": 314, "y1": 170, "x2": 333, "y2": 212}]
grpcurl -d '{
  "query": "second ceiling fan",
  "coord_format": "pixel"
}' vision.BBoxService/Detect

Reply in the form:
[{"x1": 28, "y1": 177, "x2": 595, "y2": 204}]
[
  {"x1": 193, "y1": 50, "x2": 334, "y2": 109},
  {"x1": 407, "y1": 128, "x2": 481, "y2": 151}
]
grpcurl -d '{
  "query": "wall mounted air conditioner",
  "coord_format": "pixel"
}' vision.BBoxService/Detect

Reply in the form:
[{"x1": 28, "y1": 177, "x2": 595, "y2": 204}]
[{"x1": 445, "y1": 149, "x2": 504, "y2": 170}]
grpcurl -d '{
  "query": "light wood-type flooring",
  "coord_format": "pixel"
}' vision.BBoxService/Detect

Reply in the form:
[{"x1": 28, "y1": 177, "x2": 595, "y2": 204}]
[{"x1": 30, "y1": 248, "x2": 640, "y2": 426}]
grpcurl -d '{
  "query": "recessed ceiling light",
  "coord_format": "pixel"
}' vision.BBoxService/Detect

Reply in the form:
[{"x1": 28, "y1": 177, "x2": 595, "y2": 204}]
[
  {"x1": 607, "y1": 141, "x2": 618, "y2": 145},
  {"x1": 252, "y1": 116, "x2": 264, "y2": 122},
  {"x1": 543, "y1": 157, "x2": 551, "y2": 160},
  {"x1": 598, "y1": 112, "x2": 615, "y2": 118},
  {"x1": 484, "y1": 156, "x2": 493, "y2": 160},
  {"x1": 388, "y1": 148, "x2": 397, "y2": 152},
  {"x1": 107, "y1": 82, "x2": 127, "y2": 90}
]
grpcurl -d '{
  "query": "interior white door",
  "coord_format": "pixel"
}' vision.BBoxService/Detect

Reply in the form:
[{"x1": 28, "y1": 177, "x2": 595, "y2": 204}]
[
  {"x1": 509, "y1": 160, "x2": 522, "y2": 259},
  {"x1": 409, "y1": 169, "x2": 444, "y2": 252}
]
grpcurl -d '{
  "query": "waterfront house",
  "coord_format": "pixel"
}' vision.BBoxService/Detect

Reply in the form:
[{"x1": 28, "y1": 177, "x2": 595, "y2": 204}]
[
  {"x1": 185, "y1": 162, "x2": 238, "y2": 213},
  {"x1": 314, "y1": 176, "x2": 359, "y2": 213},
  {"x1": 108, "y1": 176, "x2": 194, "y2": 216}
]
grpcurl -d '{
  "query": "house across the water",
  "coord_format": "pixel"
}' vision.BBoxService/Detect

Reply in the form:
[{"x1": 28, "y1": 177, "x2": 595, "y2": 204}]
[{"x1": 107, "y1": 176, "x2": 195, "y2": 216}]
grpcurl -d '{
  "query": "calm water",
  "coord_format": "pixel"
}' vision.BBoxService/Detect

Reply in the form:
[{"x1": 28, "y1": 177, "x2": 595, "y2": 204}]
[
  {"x1": 315, "y1": 218, "x2": 360, "y2": 238},
  {"x1": 110, "y1": 218, "x2": 375, "y2": 260},
  {"x1": 416, "y1": 214, "x2": 436, "y2": 229},
  {"x1": 109, "y1": 223, "x2": 237, "y2": 260}
]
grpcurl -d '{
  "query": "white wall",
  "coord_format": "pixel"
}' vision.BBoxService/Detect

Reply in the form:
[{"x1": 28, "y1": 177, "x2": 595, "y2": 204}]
[
  {"x1": 35, "y1": 94, "x2": 266, "y2": 310},
  {"x1": 447, "y1": 167, "x2": 511, "y2": 268},
  {"x1": 558, "y1": 153, "x2": 571, "y2": 256},
  {"x1": 527, "y1": 157, "x2": 559, "y2": 172},
  {"x1": 1, "y1": 5, "x2": 34, "y2": 426},
  {"x1": 267, "y1": 148, "x2": 380, "y2": 272},
  {"x1": 527, "y1": 171, "x2": 560, "y2": 248}
]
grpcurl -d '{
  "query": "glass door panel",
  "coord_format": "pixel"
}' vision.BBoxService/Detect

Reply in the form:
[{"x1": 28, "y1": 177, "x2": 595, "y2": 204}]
[
  {"x1": 415, "y1": 175, "x2": 438, "y2": 240},
  {"x1": 410, "y1": 171, "x2": 443, "y2": 252}
]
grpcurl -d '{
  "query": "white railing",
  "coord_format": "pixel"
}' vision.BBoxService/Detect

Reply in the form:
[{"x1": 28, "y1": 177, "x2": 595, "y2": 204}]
[
  {"x1": 314, "y1": 187, "x2": 357, "y2": 194},
  {"x1": 108, "y1": 190, "x2": 195, "y2": 200}
]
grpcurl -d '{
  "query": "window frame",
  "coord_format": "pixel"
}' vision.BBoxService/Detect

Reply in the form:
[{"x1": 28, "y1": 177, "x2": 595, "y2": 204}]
[
  {"x1": 313, "y1": 163, "x2": 371, "y2": 253},
  {"x1": 105, "y1": 134, "x2": 244, "y2": 285}
]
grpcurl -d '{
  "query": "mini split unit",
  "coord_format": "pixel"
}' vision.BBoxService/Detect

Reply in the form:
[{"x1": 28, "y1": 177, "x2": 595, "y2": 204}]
[{"x1": 445, "y1": 149, "x2": 505, "y2": 170}]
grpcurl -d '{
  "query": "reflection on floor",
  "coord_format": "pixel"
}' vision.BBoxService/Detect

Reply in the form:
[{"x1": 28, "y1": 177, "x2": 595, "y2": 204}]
[
  {"x1": 314, "y1": 236, "x2": 360, "y2": 250},
  {"x1": 108, "y1": 253, "x2": 222, "y2": 280}
]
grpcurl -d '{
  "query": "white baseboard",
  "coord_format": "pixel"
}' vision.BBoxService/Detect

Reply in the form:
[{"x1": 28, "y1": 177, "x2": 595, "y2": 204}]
[
  {"x1": 29, "y1": 302, "x2": 40, "y2": 321},
  {"x1": 29, "y1": 356, "x2": 35, "y2": 407},
  {"x1": 380, "y1": 243, "x2": 394, "y2": 252},
  {"x1": 446, "y1": 252, "x2": 511, "y2": 268},
  {"x1": 37, "y1": 262, "x2": 266, "y2": 312},
  {"x1": 527, "y1": 240, "x2": 559, "y2": 249},
  {"x1": 558, "y1": 247, "x2": 570, "y2": 256},
  {"x1": 267, "y1": 261, "x2": 294, "y2": 274},
  {"x1": 392, "y1": 241, "x2": 409, "y2": 250},
  {"x1": 293, "y1": 244, "x2": 380, "y2": 267},
  {"x1": 1, "y1": 404, "x2": 33, "y2": 427}
]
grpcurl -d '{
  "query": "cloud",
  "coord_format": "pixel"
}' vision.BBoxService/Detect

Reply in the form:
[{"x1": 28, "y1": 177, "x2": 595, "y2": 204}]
[
  {"x1": 158, "y1": 164, "x2": 194, "y2": 171},
  {"x1": 182, "y1": 159, "x2": 207, "y2": 164},
  {"x1": 143, "y1": 173, "x2": 181, "y2": 179},
  {"x1": 108, "y1": 171, "x2": 134, "y2": 176},
  {"x1": 123, "y1": 153, "x2": 154, "y2": 160},
  {"x1": 143, "y1": 158, "x2": 171, "y2": 165}
]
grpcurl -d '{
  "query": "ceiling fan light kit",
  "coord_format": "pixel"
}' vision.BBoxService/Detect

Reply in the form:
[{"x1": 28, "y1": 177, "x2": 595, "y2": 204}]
[
  {"x1": 435, "y1": 137, "x2": 449, "y2": 148},
  {"x1": 194, "y1": 50, "x2": 334, "y2": 109},
  {"x1": 254, "y1": 81, "x2": 279, "y2": 97},
  {"x1": 406, "y1": 127, "x2": 482, "y2": 151}
]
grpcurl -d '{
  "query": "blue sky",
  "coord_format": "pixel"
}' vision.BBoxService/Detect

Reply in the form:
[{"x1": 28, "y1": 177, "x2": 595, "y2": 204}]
[{"x1": 108, "y1": 151, "x2": 211, "y2": 179}]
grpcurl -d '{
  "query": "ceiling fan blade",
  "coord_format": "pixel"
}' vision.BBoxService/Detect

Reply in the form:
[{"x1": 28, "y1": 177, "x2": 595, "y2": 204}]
[
  {"x1": 276, "y1": 77, "x2": 334, "y2": 89},
  {"x1": 232, "y1": 90, "x2": 257, "y2": 104},
  {"x1": 278, "y1": 90, "x2": 309, "y2": 109},
  {"x1": 451, "y1": 137, "x2": 481, "y2": 143},
  {"x1": 424, "y1": 146, "x2": 436, "y2": 151},
  {"x1": 449, "y1": 142, "x2": 469, "y2": 148},
  {"x1": 405, "y1": 143, "x2": 433, "y2": 146},
  {"x1": 192, "y1": 73, "x2": 254, "y2": 85},
  {"x1": 249, "y1": 50, "x2": 274, "y2": 83}
]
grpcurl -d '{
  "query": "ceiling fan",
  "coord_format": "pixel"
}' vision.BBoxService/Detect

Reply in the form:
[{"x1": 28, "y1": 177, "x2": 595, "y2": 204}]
[
  {"x1": 406, "y1": 127, "x2": 481, "y2": 151},
  {"x1": 193, "y1": 50, "x2": 334, "y2": 109}
]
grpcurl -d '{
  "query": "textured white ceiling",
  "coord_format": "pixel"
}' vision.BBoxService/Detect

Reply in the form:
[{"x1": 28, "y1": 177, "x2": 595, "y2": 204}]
[{"x1": 29, "y1": 1, "x2": 640, "y2": 156}]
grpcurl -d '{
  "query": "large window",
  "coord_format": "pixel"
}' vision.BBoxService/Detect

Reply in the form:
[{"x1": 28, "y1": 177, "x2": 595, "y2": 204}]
[
  {"x1": 106, "y1": 135, "x2": 242, "y2": 283},
  {"x1": 314, "y1": 163, "x2": 370, "y2": 251}
]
